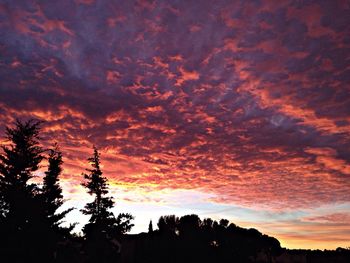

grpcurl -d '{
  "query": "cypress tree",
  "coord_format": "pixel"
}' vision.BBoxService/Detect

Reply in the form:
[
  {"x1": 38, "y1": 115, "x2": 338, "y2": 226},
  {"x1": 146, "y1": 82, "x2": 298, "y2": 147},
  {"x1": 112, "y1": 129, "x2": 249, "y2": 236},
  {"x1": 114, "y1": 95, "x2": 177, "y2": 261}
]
[{"x1": 149, "y1": 220, "x2": 153, "y2": 233}]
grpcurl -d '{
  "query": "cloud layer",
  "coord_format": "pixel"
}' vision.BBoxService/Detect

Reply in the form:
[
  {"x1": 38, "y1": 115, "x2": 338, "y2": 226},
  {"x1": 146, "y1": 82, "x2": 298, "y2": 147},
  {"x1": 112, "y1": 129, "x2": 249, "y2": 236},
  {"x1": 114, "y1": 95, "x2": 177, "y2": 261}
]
[{"x1": 1, "y1": 0, "x2": 350, "y2": 248}]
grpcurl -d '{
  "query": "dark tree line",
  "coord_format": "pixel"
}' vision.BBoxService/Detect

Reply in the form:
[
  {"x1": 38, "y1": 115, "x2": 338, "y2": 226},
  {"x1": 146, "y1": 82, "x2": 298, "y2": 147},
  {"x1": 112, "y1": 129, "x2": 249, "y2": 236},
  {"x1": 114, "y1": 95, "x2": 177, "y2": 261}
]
[
  {"x1": 147, "y1": 214, "x2": 282, "y2": 263},
  {"x1": 0, "y1": 120, "x2": 134, "y2": 263}
]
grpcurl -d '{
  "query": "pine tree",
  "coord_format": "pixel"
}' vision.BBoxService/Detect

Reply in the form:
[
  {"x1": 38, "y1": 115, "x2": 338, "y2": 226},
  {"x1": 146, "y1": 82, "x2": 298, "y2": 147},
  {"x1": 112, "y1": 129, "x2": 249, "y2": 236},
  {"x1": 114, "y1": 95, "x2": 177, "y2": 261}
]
[
  {"x1": 0, "y1": 120, "x2": 44, "y2": 225},
  {"x1": 81, "y1": 147, "x2": 134, "y2": 262},
  {"x1": 81, "y1": 147, "x2": 134, "y2": 237},
  {"x1": 42, "y1": 143, "x2": 73, "y2": 233},
  {"x1": 81, "y1": 147, "x2": 116, "y2": 234},
  {"x1": 0, "y1": 120, "x2": 47, "y2": 261}
]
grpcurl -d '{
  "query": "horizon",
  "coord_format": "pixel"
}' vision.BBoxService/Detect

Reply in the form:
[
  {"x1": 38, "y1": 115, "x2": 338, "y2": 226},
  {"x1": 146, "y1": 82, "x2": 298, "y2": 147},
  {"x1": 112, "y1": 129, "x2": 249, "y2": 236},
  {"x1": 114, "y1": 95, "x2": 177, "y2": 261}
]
[{"x1": 1, "y1": 0, "x2": 350, "y2": 251}]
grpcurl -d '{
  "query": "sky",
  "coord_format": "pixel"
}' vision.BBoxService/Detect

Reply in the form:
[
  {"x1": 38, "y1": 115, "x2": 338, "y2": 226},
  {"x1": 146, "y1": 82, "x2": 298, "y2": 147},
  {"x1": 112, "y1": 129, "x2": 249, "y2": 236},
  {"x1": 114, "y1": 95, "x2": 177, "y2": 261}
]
[{"x1": 0, "y1": 0, "x2": 350, "y2": 250}]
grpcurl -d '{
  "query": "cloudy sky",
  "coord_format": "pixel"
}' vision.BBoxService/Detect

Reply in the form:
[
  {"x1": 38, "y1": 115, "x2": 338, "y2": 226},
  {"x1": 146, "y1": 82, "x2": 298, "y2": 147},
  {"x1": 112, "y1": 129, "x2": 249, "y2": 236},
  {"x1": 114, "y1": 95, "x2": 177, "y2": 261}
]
[{"x1": 1, "y1": 0, "x2": 350, "y2": 249}]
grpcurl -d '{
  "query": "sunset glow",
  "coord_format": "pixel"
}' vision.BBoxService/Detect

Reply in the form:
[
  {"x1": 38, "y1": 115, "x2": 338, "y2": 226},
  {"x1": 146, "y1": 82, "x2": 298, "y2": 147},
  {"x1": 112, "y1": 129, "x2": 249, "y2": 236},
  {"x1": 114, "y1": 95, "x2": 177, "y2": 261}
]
[{"x1": 1, "y1": 0, "x2": 350, "y2": 250}]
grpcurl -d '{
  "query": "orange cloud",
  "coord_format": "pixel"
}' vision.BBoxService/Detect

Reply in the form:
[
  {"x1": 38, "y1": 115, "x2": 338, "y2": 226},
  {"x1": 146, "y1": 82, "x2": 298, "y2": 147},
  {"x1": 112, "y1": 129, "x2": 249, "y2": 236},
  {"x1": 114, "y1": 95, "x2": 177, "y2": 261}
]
[
  {"x1": 1, "y1": 0, "x2": 350, "y2": 249},
  {"x1": 176, "y1": 67, "x2": 200, "y2": 86}
]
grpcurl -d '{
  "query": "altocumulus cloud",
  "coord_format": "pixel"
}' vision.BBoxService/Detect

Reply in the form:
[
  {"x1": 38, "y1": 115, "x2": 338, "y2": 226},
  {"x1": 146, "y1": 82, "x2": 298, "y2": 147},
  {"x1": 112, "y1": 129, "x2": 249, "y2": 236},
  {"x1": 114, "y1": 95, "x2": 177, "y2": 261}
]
[{"x1": 0, "y1": 0, "x2": 350, "y2": 214}]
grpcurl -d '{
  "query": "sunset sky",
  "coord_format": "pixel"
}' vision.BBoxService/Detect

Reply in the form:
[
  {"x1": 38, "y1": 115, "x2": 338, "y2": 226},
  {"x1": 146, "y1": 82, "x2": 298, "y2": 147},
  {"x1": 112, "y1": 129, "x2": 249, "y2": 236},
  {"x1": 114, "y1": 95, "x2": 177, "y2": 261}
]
[{"x1": 1, "y1": 0, "x2": 350, "y2": 250}]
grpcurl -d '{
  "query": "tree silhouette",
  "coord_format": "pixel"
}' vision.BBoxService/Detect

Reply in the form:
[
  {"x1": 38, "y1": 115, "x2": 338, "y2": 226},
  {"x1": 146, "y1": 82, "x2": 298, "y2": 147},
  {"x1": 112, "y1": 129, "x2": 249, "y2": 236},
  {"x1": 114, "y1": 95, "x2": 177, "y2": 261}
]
[
  {"x1": 42, "y1": 143, "x2": 74, "y2": 234},
  {"x1": 81, "y1": 147, "x2": 134, "y2": 236},
  {"x1": 81, "y1": 147, "x2": 116, "y2": 232},
  {"x1": 149, "y1": 220, "x2": 153, "y2": 233},
  {"x1": 157, "y1": 215, "x2": 179, "y2": 236},
  {"x1": 178, "y1": 214, "x2": 201, "y2": 236},
  {"x1": 81, "y1": 147, "x2": 134, "y2": 262},
  {"x1": 0, "y1": 120, "x2": 47, "y2": 261},
  {"x1": 0, "y1": 119, "x2": 44, "y2": 218},
  {"x1": 0, "y1": 120, "x2": 44, "y2": 203},
  {"x1": 115, "y1": 212, "x2": 134, "y2": 235}
]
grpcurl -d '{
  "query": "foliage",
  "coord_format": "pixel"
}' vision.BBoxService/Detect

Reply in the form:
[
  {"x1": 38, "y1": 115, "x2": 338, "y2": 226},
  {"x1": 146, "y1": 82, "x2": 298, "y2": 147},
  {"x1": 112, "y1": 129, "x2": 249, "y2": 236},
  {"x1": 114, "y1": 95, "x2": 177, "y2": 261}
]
[
  {"x1": 158, "y1": 215, "x2": 179, "y2": 235},
  {"x1": 81, "y1": 147, "x2": 114, "y2": 225},
  {"x1": 115, "y1": 212, "x2": 135, "y2": 235},
  {"x1": 42, "y1": 143, "x2": 74, "y2": 233},
  {"x1": 81, "y1": 147, "x2": 134, "y2": 236},
  {"x1": 0, "y1": 119, "x2": 44, "y2": 224},
  {"x1": 0, "y1": 120, "x2": 49, "y2": 261}
]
